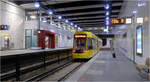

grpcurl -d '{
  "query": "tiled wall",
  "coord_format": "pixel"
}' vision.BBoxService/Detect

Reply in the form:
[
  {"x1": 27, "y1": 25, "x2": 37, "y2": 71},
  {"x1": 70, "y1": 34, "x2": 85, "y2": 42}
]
[
  {"x1": 114, "y1": 0, "x2": 150, "y2": 65},
  {"x1": 0, "y1": 0, "x2": 25, "y2": 50}
]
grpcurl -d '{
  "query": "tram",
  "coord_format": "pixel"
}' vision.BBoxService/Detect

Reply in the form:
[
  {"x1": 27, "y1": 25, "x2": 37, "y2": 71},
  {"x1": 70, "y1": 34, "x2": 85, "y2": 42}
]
[{"x1": 72, "y1": 31, "x2": 102, "y2": 59}]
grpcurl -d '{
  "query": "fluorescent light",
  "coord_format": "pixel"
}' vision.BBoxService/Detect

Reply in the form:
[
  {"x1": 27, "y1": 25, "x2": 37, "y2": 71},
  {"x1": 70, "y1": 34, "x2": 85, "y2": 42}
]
[
  {"x1": 94, "y1": 28, "x2": 98, "y2": 30},
  {"x1": 104, "y1": 28, "x2": 108, "y2": 32},
  {"x1": 43, "y1": 20, "x2": 47, "y2": 22},
  {"x1": 106, "y1": 26, "x2": 109, "y2": 29},
  {"x1": 30, "y1": 15, "x2": 36, "y2": 19}
]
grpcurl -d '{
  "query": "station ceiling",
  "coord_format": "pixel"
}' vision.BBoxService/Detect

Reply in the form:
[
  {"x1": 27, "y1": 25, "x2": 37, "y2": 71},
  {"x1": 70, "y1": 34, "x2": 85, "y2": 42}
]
[{"x1": 9, "y1": 0, "x2": 124, "y2": 34}]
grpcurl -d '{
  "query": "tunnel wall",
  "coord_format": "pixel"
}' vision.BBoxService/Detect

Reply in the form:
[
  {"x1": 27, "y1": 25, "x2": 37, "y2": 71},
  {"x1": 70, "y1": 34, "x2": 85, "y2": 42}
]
[
  {"x1": 114, "y1": 0, "x2": 150, "y2": 65},
  {"x1": 0, "y1": 0, "x2": 25, "y2": 50}
]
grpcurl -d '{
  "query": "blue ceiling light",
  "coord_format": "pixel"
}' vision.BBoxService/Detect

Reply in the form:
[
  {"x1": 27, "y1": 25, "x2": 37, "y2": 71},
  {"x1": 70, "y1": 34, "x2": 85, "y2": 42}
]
[
  {"x1": 71, "y1": 22, "x2": 73, "y2": 25},
  {"x1": 65, "y1": 19, "x2": 69, "y2": 23},
  {"x1": 78, "y1": 27, "x2": 80, "y2": 30},
  {"x1": 132, "y1": 9, "x2": 138, "y2": 14},
  {"x1": 58, "y1": 15, "x2": 62, "y2": 19},
  {"x1": 104, "y1": 28, "x2": 109, "y2": 32},
  {"x1": 34, "y1": 2, "x2": 40, "y2": 8},
  {"x1": 105, "y1": 11, "x2": 110, "y2": 16},
  {"x1": 105, "y1": 20, "x2": 110, "y2": 26},
  {"x1": 48, "y1": 9, "x2": 53, "y2": 15},
  {"x1": 106, "y1": 16, "x2": 110, "y2": 20},
  {"x1": 4, "y1": 25, "x2": 8, "y2": 30},
  {"x1": 75, "y1": 25, "x2": 77, "y2": 27},
  {"x1": 105, "y1": 3, "x2": 110, "y2": 10}
]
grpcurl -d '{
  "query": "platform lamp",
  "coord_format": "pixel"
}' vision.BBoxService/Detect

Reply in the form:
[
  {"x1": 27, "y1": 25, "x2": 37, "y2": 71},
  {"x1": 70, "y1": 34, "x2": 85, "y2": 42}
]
[
  {"x1": 74, "y1": 25, "x2": 78, "y2": 31},
  {"x1": 48, "y1": 9, "x2": 53, "y2": 25},
  {"x1": 34, "y1": 1, "x2": 41, "y2": 30},
  {"x1": 34, "y1": 1, "x2": 42, "y2": 49},
  {"x1": 104, "y1": 2, "x2": 111, "y2": 33},
  {"x1": 70, "y1": 22, "x2": 74, "y2": 31},
  {"x1": 58, "y1": 15, "x2": 62, "y2": 28},
  {"x1": 65, "y1": 19, "x2": 69, "y2": 30}
]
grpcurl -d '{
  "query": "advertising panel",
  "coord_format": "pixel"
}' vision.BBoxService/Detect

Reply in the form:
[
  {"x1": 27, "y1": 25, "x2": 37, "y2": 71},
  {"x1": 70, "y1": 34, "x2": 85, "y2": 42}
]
[{"x1": 136, "y1": 26, "x2": 143, "y2": 55}]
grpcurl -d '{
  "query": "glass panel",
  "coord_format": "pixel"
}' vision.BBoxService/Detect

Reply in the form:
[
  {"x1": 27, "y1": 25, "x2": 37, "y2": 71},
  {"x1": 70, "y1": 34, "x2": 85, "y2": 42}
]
[
  {"x1": 26, "y1": 29, "x2": 32, "y2": 36},
  {"x1": 87, "y1": 38, "x2": 93, "y2": 50},
  {"x1": 25, "y1": 36, "x2": 32, "y2": 48},
  {"x1": 32, "y1": 35, "x2": 37, "y2": 47},
  {"x1": 73, "y1": 38, "x2": 86, "y2": 50}
]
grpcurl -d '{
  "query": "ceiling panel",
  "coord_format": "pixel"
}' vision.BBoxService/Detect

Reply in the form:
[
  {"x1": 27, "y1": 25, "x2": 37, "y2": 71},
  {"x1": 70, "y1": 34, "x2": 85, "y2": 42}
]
[{"x1": 9, "y1": 0, "x2": 124, "y2": 34}]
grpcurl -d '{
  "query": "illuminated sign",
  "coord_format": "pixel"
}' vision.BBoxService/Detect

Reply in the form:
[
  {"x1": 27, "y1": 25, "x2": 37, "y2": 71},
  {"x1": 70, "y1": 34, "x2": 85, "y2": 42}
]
[
  {"x1": 136, "y1": 26, "x2": 143, "y2": 55},
  {"x1": 137, "y1": 17, "x2": 144, "y2": 24},
  {"x1": 111, "y1": 18, "x2": 125, "y2": 25},
  {"x1": 126, "y1": 18, "x2": 132, "y2": 24},
  {"x1": 75, "y1": 34, "x2": 86, "y2": 38},
  {"x1": 0, "y1": 25, "x2": 9, "y2": 30},
  {"x1": 137, "y1": 1, "x2": 146, "y2": 7}
]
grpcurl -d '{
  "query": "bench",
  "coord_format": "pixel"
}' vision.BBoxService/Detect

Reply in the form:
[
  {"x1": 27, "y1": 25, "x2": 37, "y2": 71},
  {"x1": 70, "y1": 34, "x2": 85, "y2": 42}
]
[{"x1": 136, "y1": 57, "x2": 150, "y2": 80}]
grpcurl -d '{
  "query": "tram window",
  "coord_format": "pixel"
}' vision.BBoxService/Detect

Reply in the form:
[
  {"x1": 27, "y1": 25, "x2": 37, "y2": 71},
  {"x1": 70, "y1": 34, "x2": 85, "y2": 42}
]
[
  {"x1": 87, "y1": 38, "x2": 93, "y2": 50},
  {"x1": 92, "y1": 39, "x2": 97, "y2": 49},
  {"x1": 73, "y1": 38, "x2": 86, "y2": 50}
]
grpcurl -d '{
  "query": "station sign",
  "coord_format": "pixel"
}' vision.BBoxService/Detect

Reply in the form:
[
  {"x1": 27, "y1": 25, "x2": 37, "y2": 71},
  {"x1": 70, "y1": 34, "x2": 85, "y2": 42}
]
[
  {"x1": 137, "y1": 17, "x2": 144, "y2": 24},
  {"x1": 111, "y1": 18, "x2": 125, "y2": 25},
  {"x1": 126, "y1": 18, "x2": 132, "y2": 24},
  {"x1": 0, "y1": 25, "x2": 9, "y2": 30}
]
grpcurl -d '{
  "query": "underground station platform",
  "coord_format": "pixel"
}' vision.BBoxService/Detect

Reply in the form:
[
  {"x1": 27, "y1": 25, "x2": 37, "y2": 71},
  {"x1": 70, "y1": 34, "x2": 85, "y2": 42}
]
[{"x1": 1, "y1": 0, "x2": 150, "y2": 81}]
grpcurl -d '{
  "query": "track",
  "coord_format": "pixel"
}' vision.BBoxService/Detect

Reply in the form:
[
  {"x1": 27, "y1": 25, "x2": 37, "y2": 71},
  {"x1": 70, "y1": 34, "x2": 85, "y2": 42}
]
[
  {"x1": 57, "y1": 62, "x2": 84, "y2": 81},
  {"x1": 27, "y1": 60, "x2": 85, "y2": 81}
]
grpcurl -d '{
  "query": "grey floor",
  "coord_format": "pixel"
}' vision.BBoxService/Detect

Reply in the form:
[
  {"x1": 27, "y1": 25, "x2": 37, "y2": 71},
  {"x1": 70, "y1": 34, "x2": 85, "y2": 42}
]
[{"x1": 66, "y1": 50, "x2": 146, "y2": 82}]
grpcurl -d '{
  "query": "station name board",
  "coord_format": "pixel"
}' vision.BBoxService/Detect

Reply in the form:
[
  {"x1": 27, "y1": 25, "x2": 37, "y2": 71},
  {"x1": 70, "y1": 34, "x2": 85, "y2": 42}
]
[
  {"x1": 0, "y1": 25, "x2": 9, "y2": 30},
  {"x1": 111, "y1": 18, "x2": 125, "y2": 25}
]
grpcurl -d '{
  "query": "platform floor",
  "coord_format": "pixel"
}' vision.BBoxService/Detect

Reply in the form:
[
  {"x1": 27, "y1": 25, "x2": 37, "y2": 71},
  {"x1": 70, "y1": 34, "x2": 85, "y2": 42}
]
[{"x1": 66, "y1": 50, "x2": 146, "y2": 81}]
